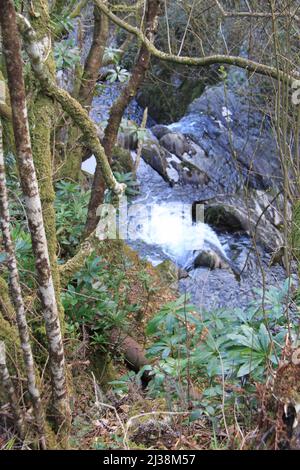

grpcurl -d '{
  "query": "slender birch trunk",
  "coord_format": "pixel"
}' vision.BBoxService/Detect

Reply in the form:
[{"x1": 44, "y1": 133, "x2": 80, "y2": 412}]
[
  {"x1": 0, "y1": 111, "x2": 46, "y2": 448},
  {"x1": 0, "y1": 0, "x2": 70, "y2": 436},
  {"x1": 0, "y1": 341, "x2": 25, "y2": 440}
]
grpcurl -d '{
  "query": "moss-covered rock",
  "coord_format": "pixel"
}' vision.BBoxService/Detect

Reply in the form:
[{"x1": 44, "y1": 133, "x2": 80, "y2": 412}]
[{"x1": 155, "y1": 259, "x2": 178, "y2": 285}]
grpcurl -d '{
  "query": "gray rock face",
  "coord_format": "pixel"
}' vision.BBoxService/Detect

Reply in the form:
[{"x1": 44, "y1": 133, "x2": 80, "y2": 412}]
[
  {"x1": 141, "y1": 131, "x2": 210, "y2": 187},
  {"x1": 141, "y1": 133, "x2": 169, "y2": 181},
  {"x1": 145, "y1": 84, "x2": 283, "y2": 194},
  {"x1": 159, "y1": 132, "x2": 188, "y2": 157}
]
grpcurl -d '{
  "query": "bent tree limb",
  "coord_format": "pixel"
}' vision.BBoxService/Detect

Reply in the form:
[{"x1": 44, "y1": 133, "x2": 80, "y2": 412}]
[
  {"x1": 16, "y1": 13, "x2": 125, "y2": 199},
  {"x1": 0, "y1": 110, "x2": 46, "y2": 448},
  {"x1": 61, "y1": 4, "x2": 109, "y2": 180},
  {"x1": 85, "y1": 0, "x2": 161, "y2": 235},
  {"x1": 0, "y1": 0, "x2": 70, "y2": 435},
  {"x1": 79, "y1": 5, "x2": 109, "y2": 108},
  {"x1": 95, "y1": 0, "x2": 299, "y2": 83},
  {"x1": 59, "y1": 231, "x2": 97, "y2": 288}
]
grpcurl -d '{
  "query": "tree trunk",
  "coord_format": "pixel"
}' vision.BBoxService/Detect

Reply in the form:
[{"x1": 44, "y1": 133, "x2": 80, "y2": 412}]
[
  {"x1": 0, "y1": 341, "x2": 25, "y2": 440},
  {"x1": 60, "y1": 5, "x2": 109, "y2": 181},
  {"x1": 85, "y1": 0, "x2": 161, "y2": 235},
  {"x1": 0, "y1": 0, "x2": 70, "y2": 439},
  {"x1": 79, "y1": 5, "x2": 109, "y2": 109},
  {"x1": 0, "y1": 113, "x2": 46, "y2": 448}
]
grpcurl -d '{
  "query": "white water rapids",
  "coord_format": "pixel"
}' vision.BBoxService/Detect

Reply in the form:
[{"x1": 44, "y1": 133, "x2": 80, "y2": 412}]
[{"x1": 82, "y1": 153, "x2": 230, "y2": 269}]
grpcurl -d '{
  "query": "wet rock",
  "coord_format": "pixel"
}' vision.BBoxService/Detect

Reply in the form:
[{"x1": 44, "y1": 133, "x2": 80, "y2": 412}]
[
  {"x1": 204, "y1": 190, "x2": 290, "y2": 255},
  {"x1": 141, "y1": 135, "x2": 170, "y2": 182},
  {"x1": 141, "y1": 132, "x2": 210, "y2": 187},
  {"x1": 144, "y1": 81, "x2": 283, "y2": 193},
  {"x1": 150, "y1": 124, "x2": 170, "y2": 140},
  {"x1": 159, "y1": 132, "x2": 187, "y2": 157},
  {"x1": 168, "y1": 84, "x2": 283, "y2": 193},
  {"x1": 166, "y1": 154, "x2": 209, "y2": 187}
]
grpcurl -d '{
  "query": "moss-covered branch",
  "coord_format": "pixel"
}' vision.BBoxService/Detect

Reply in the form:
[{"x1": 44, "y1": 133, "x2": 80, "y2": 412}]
[
  {"x1": 16, "y1": 13, "x2": 126, "y2": 198},
  {"x1": 59, "y1": 232, "x2": 97, "y2": 287}
]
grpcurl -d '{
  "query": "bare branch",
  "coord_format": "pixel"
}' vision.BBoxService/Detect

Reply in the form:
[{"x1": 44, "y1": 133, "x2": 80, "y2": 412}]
[
  {"x1": 214, "y1": 0, "x2": 300, "y2": 20},
  {"x1": 95, "y1": 0, "x2": 299, "y2": 83}
]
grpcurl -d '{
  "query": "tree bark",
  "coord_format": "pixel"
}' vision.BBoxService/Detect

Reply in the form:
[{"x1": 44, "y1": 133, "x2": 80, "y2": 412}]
[
  {"x1": 95, "y1": 0, "x2": 298, "y2": 83},
  {"x1": 0, "y1": 0, "x2": 70, "y2": 437},
  {"x1": 85, "y1": 0, "x2": 161, "y2": 235},
  {"x1": 60, "y1": 5, "x2": 109, "y2": 180},
  {"x1": 0, "y1": 341, "x2": 25, "y2": 440},
  {"x1": 0, "y1": 113, "x2": 46, "y2": 448},
  {"x1": 79, "y1": 5, "x2": 109, "y2": 109}
]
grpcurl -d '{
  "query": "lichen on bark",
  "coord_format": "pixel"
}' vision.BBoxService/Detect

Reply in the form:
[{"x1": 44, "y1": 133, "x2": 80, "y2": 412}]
[
  {"x1": 29, "y1": 94, "x2": 65, "y2": 327},
  {"x1": 0, "y1": 0, "x2": 70, "y2": 441}
]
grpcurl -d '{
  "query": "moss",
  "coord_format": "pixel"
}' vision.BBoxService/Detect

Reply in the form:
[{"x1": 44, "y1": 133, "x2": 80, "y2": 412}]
[
  {"x1": 2, "y1": 117, "x2": 15, "y2": 155},
  {"x1": 111, "y1": 145, "x2": 134, "y2": 174},
  {"x1": 155, "y1": 260, "x2": 178, "y2": 284},
  {"x1": 0, "y1": 314, "x2": 23, "y2": 375},
  {"x1": 29, "y1": 92, "x2": 65, "y2": 328},
  {"x1": 59, "y1": 125, "x2": 83, "y2": 181},
  {"x1": 59, "y1": 234, "x2": 95, "y2": 287},
  {"x1": 90, "y1": 351, "x2": 117, "y2": 390},
  {"x1": 29, "y1": 1, "x2": 56, "y2": 77},
  {"x1": 0, "y1": 276, "x2": 15, "y2": 322}
]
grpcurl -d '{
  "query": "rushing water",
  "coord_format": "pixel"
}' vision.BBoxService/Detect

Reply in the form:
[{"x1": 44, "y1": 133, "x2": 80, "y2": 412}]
[
  {"x1": 129, "y1": 157, "x2": 291, "y2": 310},
  {"x1": 83, "y1": 83, "x2": 291, "y2": 311}
]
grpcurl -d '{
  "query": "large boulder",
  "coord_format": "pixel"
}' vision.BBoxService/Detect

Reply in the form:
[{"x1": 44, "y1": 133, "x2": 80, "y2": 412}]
[
  {"x1": 203, "y1": 190, "x2": 290, "y2": 255},
  {"x1": 159, "y1": 132, "x2": 188, "y2": 157}
]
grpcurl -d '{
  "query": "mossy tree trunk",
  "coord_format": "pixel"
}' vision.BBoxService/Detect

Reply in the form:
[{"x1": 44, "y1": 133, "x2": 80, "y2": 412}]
[
  {"x1": 0, "y1": 112, "x2": 46, "y2": 448},
  {"x1": 0, "y1": 0, "x2": 70, "y2": 442},
  {"x1": 25, "y1": 1, "x2": 65, "y2": 330}
]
